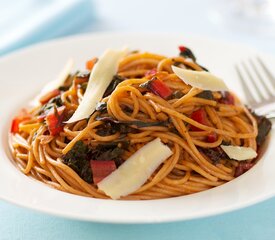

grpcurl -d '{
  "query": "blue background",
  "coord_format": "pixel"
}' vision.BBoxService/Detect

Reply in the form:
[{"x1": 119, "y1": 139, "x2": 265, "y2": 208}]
[
  {"x1": 1, "y1": 0, "x2": 275, "y2": 239},
  {"x1": 2, "y1": 199, "x2": 275, "y2": 240}
]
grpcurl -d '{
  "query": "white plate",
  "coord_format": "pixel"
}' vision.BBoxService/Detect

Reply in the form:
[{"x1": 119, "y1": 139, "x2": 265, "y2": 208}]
[{"x1": 0, "y1": 32, "x2": 274, "y2": 223}]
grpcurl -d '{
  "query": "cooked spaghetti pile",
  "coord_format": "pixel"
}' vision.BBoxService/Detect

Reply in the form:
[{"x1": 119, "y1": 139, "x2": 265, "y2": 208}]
[{"x1": 9, "y1": 46, "x2": 271, "y2": 200}]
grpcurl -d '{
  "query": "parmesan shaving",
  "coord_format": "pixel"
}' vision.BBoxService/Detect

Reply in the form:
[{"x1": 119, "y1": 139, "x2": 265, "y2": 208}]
[
  {"x1": 66, "y1": 48, "x2": 127, "y2": 123},
  {"x1": 31, "y1": 58, "x2": 73, "y2": 106},
  {"x1": 98, "y1": 138, "x2": 173, "y2": 199},
  {"x1": 221, "y1": 145, "x2": 257, "y2": 161},
  {"x1": 172, "y1": 66, "x2": 228, "y2": 91}
]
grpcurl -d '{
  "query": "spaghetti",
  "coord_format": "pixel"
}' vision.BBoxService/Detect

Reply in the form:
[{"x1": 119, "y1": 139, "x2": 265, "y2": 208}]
[{"x1": 9, "y1": 46, "x2": 271, "y2": 200}]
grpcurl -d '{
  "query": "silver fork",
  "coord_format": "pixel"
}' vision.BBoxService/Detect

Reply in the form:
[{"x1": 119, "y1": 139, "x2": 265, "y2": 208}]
[{"x1": 235, "y1": 57, "x2": 275, "y2": 118}]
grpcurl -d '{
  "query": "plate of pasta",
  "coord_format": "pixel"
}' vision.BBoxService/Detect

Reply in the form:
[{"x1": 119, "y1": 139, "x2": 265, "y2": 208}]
[{"x1": 0, "y1": 32, "x2": 274, "y2": 223}]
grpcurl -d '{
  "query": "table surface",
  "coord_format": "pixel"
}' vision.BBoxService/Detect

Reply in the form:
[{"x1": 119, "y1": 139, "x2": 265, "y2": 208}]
[{"x1": 1, "y1": 0, "x2": 275, "y2": 239}]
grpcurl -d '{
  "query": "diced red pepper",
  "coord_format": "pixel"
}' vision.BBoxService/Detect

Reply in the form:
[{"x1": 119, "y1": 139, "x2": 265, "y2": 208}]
[
  {"x1": 226, "y1": 94, "x2": 234, "y2": 105},
  {"x1": 235, "y1": 162, "x2": 255, "y2": 177},
  {"x1": 191, "y1": 111, "x2": 217, "y2": 141},
  {"x1": 39, "y1": 89, "x2": 60, "y2": 105},
  {"x1": 148, "y1": 77, "x2": 172, "y2": 99},
  {"x1": 45, "y1": 106, "x2": 66, "y2": 136},
  {"x1": 11, "y1": 119, "x2": 20, "y2": 133},
  {"x1": 220, "y1": 92, "x2": 235, "y2": 105},
  {"x1": 145, "y1": 68, "x2": 157, "y2": 78},
  {"x1": 178, "y1": 45, "x2": 196, "y2": 62},
  {"x1": 207, "y1": 132, "x2": 217, "y2": 143},
  {"x1": 178, "y1": 45, "x2": 187, "y2": 52},
  {"x1": 86, "y1": 57, "x2": 97, "y2": 71},
  {"x1": 90, "y1": 160, "x2": 117, "y2": 184},
  {"x1": 190, "y1": 108, "x2": 208, "y2": 131},
  {"x1": 11, "y1": 109, "x2": 31, "y2": 134}
]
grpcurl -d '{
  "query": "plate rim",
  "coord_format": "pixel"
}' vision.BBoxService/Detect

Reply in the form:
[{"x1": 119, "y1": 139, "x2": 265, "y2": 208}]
[{"x1": 0, "y1": 31, "x2": 274, "y2": 223}]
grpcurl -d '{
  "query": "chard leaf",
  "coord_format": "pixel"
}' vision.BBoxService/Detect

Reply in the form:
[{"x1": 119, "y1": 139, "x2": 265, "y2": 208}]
[
  {"x1": 255, "y1": 115, "x2": 272, "y2": 145},
  {"x1": 196, "y1": 90, "x2": 214, "y2": 100},
  {"x1": 103, "y1": 75, "x2": 125, "y2": 97},
  {"x1": 95, "y1": 102, "x2": 107, "y2": 112},
  {"x1": 62, "y1": 141, "x2": 92, "y2": 183}
]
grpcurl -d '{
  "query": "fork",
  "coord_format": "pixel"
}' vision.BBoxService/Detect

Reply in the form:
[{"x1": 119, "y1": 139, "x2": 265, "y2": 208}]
[{"x1": 235, "y1": 57, "x2": 275, "y2": 118}]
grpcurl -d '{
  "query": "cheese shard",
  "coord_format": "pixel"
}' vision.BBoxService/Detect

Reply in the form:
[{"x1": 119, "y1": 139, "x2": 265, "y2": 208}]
[
  {"x1": 221, "y1": 145, "x2": 257, "y2": 161},
  {"x1": 31, "y1": 58, "x2": 73, "y2": 106},
  {"x1": 97, "y1": 138, "x2": 173, "y2": 199},
  {"x1": 66, "y1": 48, "x2": 127, "y2": 123},
  {"x1": 172, "y1": 65, "x2": 228, "y2": 91}
]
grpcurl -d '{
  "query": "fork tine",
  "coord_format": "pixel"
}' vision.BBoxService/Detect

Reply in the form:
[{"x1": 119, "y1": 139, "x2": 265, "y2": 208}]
[
  {"x1": 266, "y1": 112, "x2": 275, "y2": 119},
  {"x1": 235, "y1": 65, "x2": 255, "y2": 103},
  {"x1": 248, "y1": 58, "x2": 273, "y2": 97},
  {"x1": 256, "y1": 57, "x2": 275, "y2": 90},
  {"x1": 241, "y1": 61, "x2": 266, "y2": 101}
]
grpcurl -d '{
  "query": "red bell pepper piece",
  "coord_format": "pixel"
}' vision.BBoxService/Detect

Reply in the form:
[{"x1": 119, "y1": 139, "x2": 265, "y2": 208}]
[
  {"x1": 86, "y1": 58, "x2": 97, "y2": 71},
  {"x1": 147, "y1": 77, "x2": 172, "y2": 99},
  {"x1": 191, "y1": 110, "x2": 218, "y2": 141},
  {"x1": 90, "y1": 160, "x2": 117, "y2": 184},
  {"x1": 235, "y1": 162, "x2": 254, "y2": 177},
  {"x1": 190, "y1": 109, "x2": 218, "y2": 142},
  {"x1": 39, "y1": 89, "x2": 60, "y2": 105},
  {"x1": 220, "y1": 92, "x2": 234, "y2": 105},
  {"x1": 190, "y1": 108, "x2": 208, "y2": 131},
  {"x1": 178, "y1": 45, "x2": 196, "y2": 61},
  {"x1": 207, "y1": 132, "x2": 217, "y2": 143},
  {"x1": 11, "y1": 109, "x2": 31, "y2": 134},
  {"x1": 45, "y1": 106, "x2": 66, "y2": 136},
  {"x1": 178, "y1": 45, "x2": 187, "y2": 52},
  {"x1": 11, "y1": 119, "x2": 21, "y2": 133}
]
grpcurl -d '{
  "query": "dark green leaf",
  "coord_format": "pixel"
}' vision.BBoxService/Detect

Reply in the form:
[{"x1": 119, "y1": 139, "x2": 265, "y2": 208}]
[
  {"x1": 88, "y1": 141, "x2": 128, "y2": 167},
  {"x1": 256, "y1": 115, "x2": 272, "y2": 145},
  {"x1": 95, "y1": 102, "x2": 107, "y2": 112},
  {"x1": 196, "y1": 90, "x2": 214, "y2": 100},
  {"x1": 171, "y1": 90, "x2": 184, "y2": 99},
  {"x1": 38, "y1": 96, "x2": 63, "y2": 116},
  {"x1": 62, "y1": 141, "x2": 92, "y2": 183},
  {"x1": 179, "y1": 47, "x2": 196, "y2": 62},
  {"x1": 200, "y1": 147, "x2": 229, "y2": 164},
  {"x1": 139, "y1": 80, "x2": 151, "y2": 89},
  {"x1": 103, "y1": 75, "x2": 125, "y2": 97}
]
